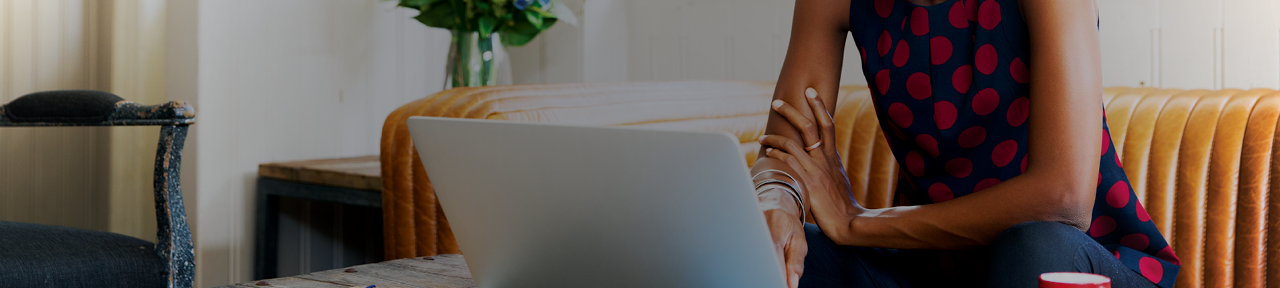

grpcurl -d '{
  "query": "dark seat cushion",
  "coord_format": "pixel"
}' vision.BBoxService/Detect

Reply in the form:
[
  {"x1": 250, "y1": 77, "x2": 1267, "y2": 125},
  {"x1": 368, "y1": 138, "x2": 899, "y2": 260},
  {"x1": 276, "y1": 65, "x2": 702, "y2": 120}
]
[
  {"x1": 3, "y1": 90, "x2": 125, "y2": 123},
  {"x1": 0, "y1": 221, "x2": 165, "y2": 287}
]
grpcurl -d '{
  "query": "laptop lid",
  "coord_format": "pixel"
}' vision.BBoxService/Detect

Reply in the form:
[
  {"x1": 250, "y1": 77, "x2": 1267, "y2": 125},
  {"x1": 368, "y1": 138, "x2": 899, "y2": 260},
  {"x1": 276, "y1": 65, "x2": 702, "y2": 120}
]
[{"x1": 406, "y1": 116, "x2": 784, "y2": 288}]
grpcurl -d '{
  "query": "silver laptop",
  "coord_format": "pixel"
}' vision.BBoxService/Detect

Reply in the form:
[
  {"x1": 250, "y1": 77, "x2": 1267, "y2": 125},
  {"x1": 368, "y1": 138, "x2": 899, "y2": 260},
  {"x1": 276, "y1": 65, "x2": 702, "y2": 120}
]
[{"x1": 406, "y1": 116, "x2": 785, "y2": 288}]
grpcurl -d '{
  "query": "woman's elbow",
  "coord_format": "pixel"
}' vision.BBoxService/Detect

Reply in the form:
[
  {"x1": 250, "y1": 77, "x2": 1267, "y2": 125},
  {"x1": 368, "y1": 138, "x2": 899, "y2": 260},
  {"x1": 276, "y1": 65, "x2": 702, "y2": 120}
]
[{"x1": 1033, "y1": 174, "x2": 1096, "y2": 232}]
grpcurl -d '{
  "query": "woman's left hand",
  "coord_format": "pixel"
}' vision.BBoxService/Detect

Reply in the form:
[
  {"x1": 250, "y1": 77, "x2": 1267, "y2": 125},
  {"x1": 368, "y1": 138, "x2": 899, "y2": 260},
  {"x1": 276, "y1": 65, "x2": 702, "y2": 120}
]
[{"x1": 759, "y1": 88, "x2": 862, "y2": 230}]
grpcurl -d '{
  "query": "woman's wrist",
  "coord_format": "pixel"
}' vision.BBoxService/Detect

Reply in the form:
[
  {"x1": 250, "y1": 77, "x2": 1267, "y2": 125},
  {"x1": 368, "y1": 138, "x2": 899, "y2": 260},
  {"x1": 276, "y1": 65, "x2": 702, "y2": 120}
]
[{"x1": 756, "y1": 185, "x2": 803, "y2": 220}]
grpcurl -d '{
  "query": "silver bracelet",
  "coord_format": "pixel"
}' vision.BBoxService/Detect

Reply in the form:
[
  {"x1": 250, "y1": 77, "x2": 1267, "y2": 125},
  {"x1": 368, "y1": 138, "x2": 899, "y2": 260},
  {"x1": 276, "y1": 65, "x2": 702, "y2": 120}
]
[
  {"x1": 753, "y1": 169, "x2": 802, "y2": 195},
  {"x1": 756, "y1": 181, "x2": 806, "y2": 223}
]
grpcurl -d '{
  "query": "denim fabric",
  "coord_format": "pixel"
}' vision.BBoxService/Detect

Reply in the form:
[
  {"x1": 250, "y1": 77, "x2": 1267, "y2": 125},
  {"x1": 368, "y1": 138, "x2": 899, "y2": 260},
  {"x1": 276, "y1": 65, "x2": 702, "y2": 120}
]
[
  {"x1": 799, "y1": 221, "x2": 1158, "y2": 288},
  {"x1": 0, "y1": 221, "x2": 166, "y2": 287}
]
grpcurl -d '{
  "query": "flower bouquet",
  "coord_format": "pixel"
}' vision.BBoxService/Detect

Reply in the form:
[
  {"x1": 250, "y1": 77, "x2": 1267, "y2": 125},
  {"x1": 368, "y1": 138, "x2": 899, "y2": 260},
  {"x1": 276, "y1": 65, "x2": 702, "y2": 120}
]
[{"x1": 397, "y1": 0, "x2": 577, "y2": 87}]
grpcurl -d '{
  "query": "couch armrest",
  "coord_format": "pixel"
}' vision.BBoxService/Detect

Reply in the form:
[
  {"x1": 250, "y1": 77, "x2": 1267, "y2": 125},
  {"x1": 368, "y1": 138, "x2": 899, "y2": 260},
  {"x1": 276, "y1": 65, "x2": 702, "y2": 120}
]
[{"x1": 0, "y1": 90, "x2": 195, "y2": 127}]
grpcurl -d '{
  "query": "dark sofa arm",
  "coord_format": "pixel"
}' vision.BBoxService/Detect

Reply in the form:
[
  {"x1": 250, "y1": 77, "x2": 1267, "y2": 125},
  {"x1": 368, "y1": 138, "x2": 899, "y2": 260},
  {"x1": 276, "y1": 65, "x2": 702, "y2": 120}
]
[{"x1": 0, "y1": 90, "x2": 194, "y2": 126}]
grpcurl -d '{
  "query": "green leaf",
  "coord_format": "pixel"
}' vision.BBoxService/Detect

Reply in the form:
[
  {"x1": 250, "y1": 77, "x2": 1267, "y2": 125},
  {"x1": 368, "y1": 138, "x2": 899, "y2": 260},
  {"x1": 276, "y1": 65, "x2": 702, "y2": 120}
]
[
  {"x1": 413, "y1": 2, "x2": 457, "y2": 29},
  {"x1": 526, "y1": 5, "x2": 557, "y2": 19},
  {"x1": 501, "y1": 18, "x2": 539, "y2": 46},
  {"x1": 523, "y1": 9, "x2": 543, "y2": 28},
  {"x1": 478, "y1": 16, "x2": 497, "y2": 38}
]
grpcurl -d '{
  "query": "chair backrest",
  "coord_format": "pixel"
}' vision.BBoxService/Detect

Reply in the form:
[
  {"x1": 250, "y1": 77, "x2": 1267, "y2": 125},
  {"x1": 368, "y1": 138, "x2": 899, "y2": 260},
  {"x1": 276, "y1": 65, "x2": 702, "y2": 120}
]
[
  {"x1": 0, "y1": 90, "x2": 196, "y2": 288},
  {"x1": 382, "y1": 82, "x2": 1280, "y2": 288}
]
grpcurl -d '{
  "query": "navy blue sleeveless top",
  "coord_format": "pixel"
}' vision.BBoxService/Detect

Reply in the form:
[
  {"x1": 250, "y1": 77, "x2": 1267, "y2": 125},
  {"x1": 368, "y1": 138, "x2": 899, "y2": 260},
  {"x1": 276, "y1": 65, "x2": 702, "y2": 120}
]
[{"x1": 849, "y1": 0, "x2": 1179, "y2": 286}]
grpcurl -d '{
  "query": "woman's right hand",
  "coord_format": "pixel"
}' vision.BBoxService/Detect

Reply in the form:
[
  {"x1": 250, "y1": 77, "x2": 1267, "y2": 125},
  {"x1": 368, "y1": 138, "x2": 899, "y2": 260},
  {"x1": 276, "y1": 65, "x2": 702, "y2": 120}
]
[
  {"x1": 755, "y1": 181, "x2": 807, "y2": 288},
  {"x1": 761, "y1": 88, "x2": 864, "y2": 242}
]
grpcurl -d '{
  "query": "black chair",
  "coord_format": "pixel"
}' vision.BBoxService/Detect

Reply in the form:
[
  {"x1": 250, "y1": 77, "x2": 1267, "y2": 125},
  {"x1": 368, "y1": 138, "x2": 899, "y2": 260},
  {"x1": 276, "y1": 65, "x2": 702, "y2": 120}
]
[{"x1": 0, "y1": 90, "x2": 195, "y2": 287}]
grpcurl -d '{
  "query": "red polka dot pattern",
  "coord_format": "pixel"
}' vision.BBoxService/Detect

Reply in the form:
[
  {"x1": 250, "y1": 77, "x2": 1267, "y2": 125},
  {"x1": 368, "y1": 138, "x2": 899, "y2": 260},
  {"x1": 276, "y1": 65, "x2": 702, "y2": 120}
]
[
  {"x1": 911, "y1": 7, "x2": 929, "y2": 36},
  {"x1": 975, "y1": 44, "x2": 998, "y2": 75},
  {"x1": 972, "y1": 88, "x2": 999, "y2": 115},
  {"x1": 875, "y1": 0, "x2": 895, "y2": 18},
  {"x1": 1122, "y1": 233, "x2": 1151, "y2": 251},
  {"x1": 1090, "y1": 216, "x2": 1116, "y2": 237},
  {"x1": 991, "y1": 140, "x2": 1017, "y2": 167},
  {"x1": 876, "y1": 69, "x2": 891, "y2": 95},
  {"x1": 889, "y1": 124, "x2": 907, "y2": 140},
  {"x1": 1156, "y1": 246, "x2": 1181, "y2": 265},
  {"x1": 1139, "y1": 257, "x2": 1163, "y2": 283},
  {"x1": 1010, "y1": 57, "x2": 1029, "y2": 83},
  {"x1": 1102, "y1": 129, "x2": 1111, "y2": 156},
  {"x1": 906, "y1": 151, "x2": 925, "y2": 177},
  {"x1": 1106, "y1": 181, "x2": 1130, "y2": 208},
  {"x1": 974, "y1": 178, "x2": 1000, "y2": 192},
  {"x1": 893, "y1": 40, "x2": 911, "y2": 67},
  {"x1": 1007, "y1": 97, "x2": 1029, "y2": 127},
  {"x1": 952, "y1": 65, "x2": 973, "y2": 93},
  {"x1": 945, "y1": 158, "x2": 972, "y2": 178},
  {"x1": 948, "y1": 1, "x2": 968, "y2": 29},
  {"x1": 965, "y1": 0, "x2": 979, "y2": 21},
  {"x1": 853, "y1": 1, "x2": 1177, "y2": 285},
  {"x1": 878, "y1": 31, "x2": 892, "y2": 57},
  {"x1": 916, "y1": 134, "x2": 939, "y2": 157},
  {"x1": 1136, "y1": 202, "x2": 1151, "y2": 222},
  {"x1": 1115, "y1": 153, "x2": 1124, "y2": 168},
  {"x1": 978, "y1": 0, "x2": 1001, "y2": 30},
  {"x1": 930, "y1": 36, "x2": 953, "y2": 65},
  {"x1": 929, "y1": 183, "x2": 954, "y2": 203},
  {"x1": 907, "y1": 72, "x2": 932, "y2": 99},
  {"x1": 934, "y1": 101, "x2": 957, "y2": 129},
  {"x1": 958, "y1": 126, "x2": 986, "y2": 148},
  {"x1": 888, "y1": 102, "x2": 913, "y2": 128}
]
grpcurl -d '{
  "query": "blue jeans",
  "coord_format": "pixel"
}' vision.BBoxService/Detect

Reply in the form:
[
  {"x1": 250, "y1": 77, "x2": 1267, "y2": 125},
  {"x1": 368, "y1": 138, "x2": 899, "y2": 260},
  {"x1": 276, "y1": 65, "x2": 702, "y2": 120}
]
[{"x1": 798, "y1": 221, "x2": 1158, "y2": 288}]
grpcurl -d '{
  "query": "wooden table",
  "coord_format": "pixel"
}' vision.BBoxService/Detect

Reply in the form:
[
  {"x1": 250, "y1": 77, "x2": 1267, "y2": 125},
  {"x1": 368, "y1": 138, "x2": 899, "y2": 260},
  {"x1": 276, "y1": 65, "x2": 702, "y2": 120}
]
[
  {"x1": 255, "y1": 156, "x2": 386, "y2": 279},
  {"x1": 221, "y1": 254, "x2": 474, "y2": 288}
]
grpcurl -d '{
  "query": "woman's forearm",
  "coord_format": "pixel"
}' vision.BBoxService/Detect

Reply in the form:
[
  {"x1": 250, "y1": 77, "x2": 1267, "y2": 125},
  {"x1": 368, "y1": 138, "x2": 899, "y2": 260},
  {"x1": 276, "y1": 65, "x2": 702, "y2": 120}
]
[
  {"x1": 829, "y1": 169, "x2": 1095, "y2": 250},
  {"x1": 762, "y1": 0, "x2": 851, "y2": 157}
]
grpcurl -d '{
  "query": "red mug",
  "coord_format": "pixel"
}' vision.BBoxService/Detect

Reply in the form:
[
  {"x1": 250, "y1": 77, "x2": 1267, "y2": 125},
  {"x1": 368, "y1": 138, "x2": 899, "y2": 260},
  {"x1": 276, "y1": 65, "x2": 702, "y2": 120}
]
[{"x1": 1039, "y1": 272, "x2": 1111, "y2": 288}]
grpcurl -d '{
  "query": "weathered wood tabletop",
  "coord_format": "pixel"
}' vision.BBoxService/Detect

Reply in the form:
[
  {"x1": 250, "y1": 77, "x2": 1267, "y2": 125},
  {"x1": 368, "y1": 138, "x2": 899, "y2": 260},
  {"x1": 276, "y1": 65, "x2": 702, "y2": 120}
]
[
  {"x1": 258, "y1": 156, "x2": 383, "y2": 191},
  {"x1": 223, "y1": 254, "x2": 474, "y2": 288}
]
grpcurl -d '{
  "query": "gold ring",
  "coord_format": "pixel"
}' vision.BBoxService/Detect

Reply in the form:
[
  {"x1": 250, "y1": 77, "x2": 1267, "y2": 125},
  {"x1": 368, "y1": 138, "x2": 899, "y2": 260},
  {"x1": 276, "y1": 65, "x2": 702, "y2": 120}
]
[{"x1": 805, "y1": 141, "x2": 822, "y2": 151}]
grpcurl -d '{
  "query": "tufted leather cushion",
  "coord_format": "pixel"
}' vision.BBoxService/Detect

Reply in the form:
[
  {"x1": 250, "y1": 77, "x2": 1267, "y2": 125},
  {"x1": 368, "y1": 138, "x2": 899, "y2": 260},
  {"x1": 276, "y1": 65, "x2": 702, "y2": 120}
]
[
  {"x1": 382, "y1": 82, "x2": 1280, "y2": 288},
  {"x1": 3, "y1": 90, "x2": 126, "y2": 123}
]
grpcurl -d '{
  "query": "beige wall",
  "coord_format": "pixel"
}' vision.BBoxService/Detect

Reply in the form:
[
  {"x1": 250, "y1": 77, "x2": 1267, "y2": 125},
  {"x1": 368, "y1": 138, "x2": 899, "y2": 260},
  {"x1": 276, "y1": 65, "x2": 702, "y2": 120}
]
[
  {"x1": 1099, "y1": 0, "x2": 1280, "y2": 90},
  {"x1": 591, "y1": 0, "x2": 1280, "y2": 90},
  {"x1": 180, "y1": 0, "x2": 452, "y2": 285},
  {"x1": 0, "y1": 0, "x2": 112, "y2": 232},
  {"x1": 0, "y1": 0, "x2": 173, "y2": 243}
]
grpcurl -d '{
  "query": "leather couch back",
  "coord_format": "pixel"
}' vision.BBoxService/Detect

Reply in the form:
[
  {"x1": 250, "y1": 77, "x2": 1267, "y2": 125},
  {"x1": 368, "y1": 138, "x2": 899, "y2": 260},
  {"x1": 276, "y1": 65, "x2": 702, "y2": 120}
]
[{"x1": 381, "y1": 82, "x2": 1280, "y2": 288}]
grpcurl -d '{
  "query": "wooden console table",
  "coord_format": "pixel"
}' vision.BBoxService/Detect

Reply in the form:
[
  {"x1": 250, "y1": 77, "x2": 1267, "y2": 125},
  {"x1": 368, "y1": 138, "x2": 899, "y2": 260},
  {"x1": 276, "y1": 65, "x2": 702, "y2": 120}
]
[
  {"x1": 255, "y1": 156, "x2": 386, "y2": 279},
  {"x1": 222, "y1": 254, "x2": 474, "y2": 288}
]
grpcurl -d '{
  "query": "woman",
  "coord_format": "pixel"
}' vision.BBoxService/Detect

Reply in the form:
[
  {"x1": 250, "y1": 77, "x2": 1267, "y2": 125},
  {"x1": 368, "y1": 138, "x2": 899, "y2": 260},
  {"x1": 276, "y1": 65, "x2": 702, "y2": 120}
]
[{"x1": 750, "y1": 0, "x2": 1179, "y2": 287}]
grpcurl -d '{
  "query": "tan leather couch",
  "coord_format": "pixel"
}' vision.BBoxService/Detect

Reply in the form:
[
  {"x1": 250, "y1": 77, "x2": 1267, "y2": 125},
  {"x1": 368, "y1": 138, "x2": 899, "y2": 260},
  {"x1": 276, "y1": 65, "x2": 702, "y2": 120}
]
[{"x1": 381, "y1": 81, "x2": 1280, "y2": 288}]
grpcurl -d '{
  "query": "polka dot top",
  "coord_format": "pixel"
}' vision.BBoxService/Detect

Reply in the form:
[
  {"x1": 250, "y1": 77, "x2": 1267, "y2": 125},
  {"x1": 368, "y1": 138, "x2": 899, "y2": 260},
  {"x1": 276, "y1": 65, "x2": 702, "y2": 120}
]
[{"x1": 850, "y1": 0, "x2": 1179, "y2": 286}]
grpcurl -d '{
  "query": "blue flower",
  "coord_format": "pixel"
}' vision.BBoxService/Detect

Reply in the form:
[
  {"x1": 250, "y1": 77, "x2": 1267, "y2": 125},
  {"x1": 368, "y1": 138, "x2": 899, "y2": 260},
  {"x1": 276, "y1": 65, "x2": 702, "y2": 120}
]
[
  {"x1": 513, "y1": 0, "x2": 551, "y2": 10},
  {"x1": 513, "y1": 0, "x2": 532, "y2": 10}
]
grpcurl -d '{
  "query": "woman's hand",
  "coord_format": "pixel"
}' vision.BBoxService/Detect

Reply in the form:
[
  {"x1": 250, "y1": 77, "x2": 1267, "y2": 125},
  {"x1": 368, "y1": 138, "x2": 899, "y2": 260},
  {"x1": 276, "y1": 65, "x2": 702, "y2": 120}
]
[
  {"x1": 756, "y1": 186, "x2": 806, "y2": 288},
  {"x1": 760, "y1": 88, "x2": 864, "y2": 235}
]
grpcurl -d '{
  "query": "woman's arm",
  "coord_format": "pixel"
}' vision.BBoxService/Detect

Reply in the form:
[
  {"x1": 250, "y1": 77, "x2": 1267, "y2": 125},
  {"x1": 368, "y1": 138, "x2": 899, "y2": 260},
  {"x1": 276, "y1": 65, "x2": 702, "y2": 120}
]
[
  {"x1": 754, "y1": 0, "x2": 852, "y2": 218},
  {"x1": 750, "y1": 1, "x2": 851, "y2": 287},
  {"x1": 772, "y1": 0, "x2": 1104, "y2": 250}
]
